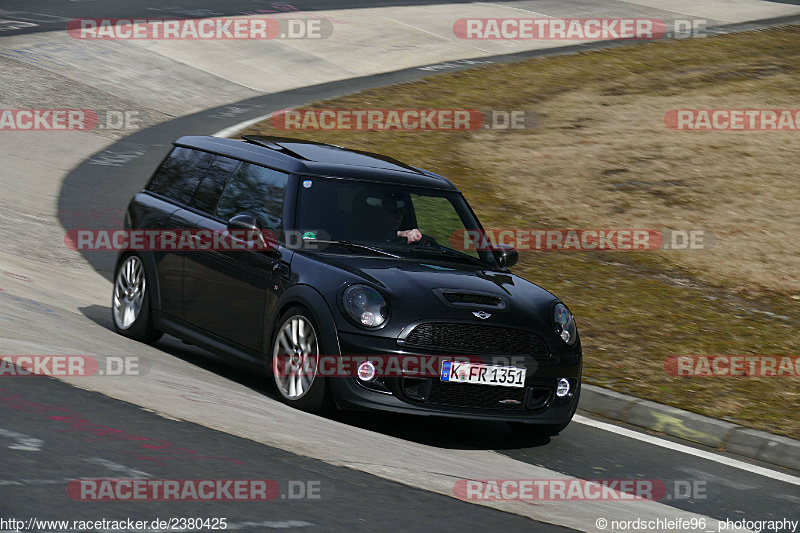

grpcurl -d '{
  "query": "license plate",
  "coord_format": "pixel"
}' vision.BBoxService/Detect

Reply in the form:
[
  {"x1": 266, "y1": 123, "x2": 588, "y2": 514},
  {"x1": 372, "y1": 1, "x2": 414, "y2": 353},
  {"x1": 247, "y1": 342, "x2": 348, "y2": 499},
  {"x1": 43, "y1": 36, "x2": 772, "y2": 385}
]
[{"x1": 440, "y1": 361, "x2": 526, "y2": 388}]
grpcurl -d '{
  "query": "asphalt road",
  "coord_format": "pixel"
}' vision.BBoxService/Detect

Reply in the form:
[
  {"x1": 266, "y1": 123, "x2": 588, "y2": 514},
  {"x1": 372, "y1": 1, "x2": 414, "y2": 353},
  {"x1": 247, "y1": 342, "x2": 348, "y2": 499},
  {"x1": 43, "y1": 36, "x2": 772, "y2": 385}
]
[
  {"x1": 0, "y1": 373, "x2": 569, "y2": 532},
  {"x1": 1, "y1": 342, "x2": 797, "y2": 530}
]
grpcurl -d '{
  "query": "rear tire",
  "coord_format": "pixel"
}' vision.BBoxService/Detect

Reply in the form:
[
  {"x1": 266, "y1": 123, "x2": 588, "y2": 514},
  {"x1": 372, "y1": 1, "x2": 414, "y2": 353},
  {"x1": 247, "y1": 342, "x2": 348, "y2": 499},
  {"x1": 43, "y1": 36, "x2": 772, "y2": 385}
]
[
  {"x1": 270, "y1": 306, "x2": 329, "y2": 413},
  {"x1": 111, "y1": 254, "x2": 162, "y2": 344}
]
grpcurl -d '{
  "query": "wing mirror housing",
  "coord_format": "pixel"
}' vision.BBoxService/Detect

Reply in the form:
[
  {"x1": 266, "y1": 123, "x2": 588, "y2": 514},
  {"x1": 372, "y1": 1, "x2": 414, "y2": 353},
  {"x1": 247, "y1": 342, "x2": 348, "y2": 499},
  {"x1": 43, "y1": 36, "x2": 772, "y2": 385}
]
[{"x1": 493, "y1": 243, "x2": 518, "y2": 268}]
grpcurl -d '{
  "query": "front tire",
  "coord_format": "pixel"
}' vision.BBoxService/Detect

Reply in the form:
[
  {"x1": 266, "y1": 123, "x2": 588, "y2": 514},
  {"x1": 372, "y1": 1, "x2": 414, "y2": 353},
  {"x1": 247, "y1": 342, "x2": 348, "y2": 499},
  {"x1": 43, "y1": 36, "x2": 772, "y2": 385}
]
[
  {"x1": 112, "y1": 254, "x2": 162, "y2": 344},
  {"x1": 270, "y1": 306, "x2": 328, "y2": 412}
]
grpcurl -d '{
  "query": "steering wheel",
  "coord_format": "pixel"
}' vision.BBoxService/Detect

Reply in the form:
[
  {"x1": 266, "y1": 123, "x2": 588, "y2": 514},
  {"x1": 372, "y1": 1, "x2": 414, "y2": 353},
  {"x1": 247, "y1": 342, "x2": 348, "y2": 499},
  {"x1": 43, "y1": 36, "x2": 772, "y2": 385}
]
[
  {"x1": 414, "y1": 234, "x2": 440, "y2": 248},
  {"x1": 392, "y1": 233, "x2": 438, "y2": 248}
]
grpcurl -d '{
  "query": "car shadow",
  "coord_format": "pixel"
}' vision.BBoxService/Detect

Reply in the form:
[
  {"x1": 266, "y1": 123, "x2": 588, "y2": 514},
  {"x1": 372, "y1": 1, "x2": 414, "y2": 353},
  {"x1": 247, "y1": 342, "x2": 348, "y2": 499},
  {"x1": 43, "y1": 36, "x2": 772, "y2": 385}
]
[
  {"x1": 80, "y1": 304, "x2": 115, "y2": 331},
  {"x1": 330, "y1": 410, "x2": 553, "y2": 450},
  {"x1": 82, "y1": 304, "x2": 554, "y2": 451}
]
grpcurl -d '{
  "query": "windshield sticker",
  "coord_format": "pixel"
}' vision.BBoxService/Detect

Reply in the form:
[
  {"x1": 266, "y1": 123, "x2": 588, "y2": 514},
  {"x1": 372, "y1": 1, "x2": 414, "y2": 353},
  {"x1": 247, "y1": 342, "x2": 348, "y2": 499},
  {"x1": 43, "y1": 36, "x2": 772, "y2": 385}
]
[{"x1": 302, "y1": 179, "x2": 312, "y2": 188}]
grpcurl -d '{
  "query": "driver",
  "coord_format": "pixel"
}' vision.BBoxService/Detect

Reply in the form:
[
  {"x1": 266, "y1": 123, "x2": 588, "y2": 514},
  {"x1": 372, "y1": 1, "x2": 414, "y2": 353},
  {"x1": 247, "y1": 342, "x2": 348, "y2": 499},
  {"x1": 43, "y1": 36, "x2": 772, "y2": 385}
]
[{"x1": 363, "y1": 190, "x2": 422, "y2": 244}]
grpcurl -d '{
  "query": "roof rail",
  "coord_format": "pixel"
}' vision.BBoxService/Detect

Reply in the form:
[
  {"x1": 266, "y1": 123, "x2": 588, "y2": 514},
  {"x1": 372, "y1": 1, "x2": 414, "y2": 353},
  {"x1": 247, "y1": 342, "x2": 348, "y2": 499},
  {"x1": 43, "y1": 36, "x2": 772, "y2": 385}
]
[
  {"x1": 241, "y1": 135, "x2": 423, "y2": 174},
  {"x1": 241, "y1": 135, "x2": 310, "y2": 160},
  {"x1": 343, "y1": 147, "x2": 421, "y2": 174}
]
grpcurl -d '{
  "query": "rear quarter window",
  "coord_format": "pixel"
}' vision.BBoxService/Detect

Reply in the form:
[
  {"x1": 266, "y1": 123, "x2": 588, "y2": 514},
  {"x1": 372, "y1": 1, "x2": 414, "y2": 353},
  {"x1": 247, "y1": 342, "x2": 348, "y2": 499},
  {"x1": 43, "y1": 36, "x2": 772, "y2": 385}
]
[
  {"x1": 191, "y1": 155, "x2": 240, "y2": 214},
  {"x1": 146, "y1": 147, "x2": 214, "y2": 205}
]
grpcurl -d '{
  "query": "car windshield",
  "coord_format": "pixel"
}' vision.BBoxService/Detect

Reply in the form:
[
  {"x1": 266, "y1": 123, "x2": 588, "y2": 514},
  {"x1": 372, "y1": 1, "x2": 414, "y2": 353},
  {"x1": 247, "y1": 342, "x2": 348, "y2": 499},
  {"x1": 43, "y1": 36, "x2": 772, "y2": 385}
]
[{"x1": 295, "y1": 177, "x2": 497, "y2": 267}]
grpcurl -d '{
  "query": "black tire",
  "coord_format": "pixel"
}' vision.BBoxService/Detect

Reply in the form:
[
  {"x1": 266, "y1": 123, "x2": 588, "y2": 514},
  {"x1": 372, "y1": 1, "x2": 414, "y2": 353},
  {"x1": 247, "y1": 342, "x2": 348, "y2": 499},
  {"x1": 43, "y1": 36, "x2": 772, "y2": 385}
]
[
  {"x1": 269, "y1": 306, "x2": 330, "y2": 413},
  {"x1": 111, "y1": 253, "x2": 162, "y2": 344}
]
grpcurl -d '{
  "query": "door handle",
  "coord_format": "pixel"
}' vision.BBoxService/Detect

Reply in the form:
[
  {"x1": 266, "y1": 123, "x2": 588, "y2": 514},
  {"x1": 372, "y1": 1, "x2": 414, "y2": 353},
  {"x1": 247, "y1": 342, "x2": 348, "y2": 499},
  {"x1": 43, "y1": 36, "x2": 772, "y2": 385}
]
[{"x1": 272, "y1": 261, "x2": 290, "y2": 278}]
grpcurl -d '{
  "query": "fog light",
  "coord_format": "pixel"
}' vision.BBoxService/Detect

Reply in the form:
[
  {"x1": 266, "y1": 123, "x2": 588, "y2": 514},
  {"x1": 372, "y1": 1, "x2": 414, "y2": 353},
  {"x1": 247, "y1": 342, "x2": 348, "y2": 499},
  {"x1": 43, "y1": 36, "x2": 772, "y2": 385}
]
[
  {"x1": 556, "y1": 378, "x2": 571, "y2": 398},
  {"x1": 358, "y1": 361, "x2": 377, "y2": 382}
]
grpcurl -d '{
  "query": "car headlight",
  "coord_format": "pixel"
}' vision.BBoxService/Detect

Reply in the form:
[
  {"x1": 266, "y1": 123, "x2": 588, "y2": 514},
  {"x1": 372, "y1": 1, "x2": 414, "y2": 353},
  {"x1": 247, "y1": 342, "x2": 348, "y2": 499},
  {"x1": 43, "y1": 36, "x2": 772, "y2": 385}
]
[
  {"x1": 343, "y1": 285, "x2": 388, "y2": 328},
  {"x1": 553, "y1": 303, "x2": 577, "y2": 345}
]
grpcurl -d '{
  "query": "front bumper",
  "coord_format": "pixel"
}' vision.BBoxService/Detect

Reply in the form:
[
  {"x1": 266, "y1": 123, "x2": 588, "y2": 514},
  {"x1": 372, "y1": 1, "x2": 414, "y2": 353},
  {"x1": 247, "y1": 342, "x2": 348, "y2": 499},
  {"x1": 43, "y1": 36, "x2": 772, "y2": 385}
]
[{"x1": 328, "y1": 331, "x2": 582, "y2": 424}]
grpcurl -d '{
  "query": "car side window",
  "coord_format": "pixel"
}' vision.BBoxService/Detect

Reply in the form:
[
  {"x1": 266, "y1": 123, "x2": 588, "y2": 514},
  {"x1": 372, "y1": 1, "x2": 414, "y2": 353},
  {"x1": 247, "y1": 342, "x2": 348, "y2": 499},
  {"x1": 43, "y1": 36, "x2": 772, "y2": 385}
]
[
  {"x1": 215, "y1": 163, "x2": 289, "y2": 229},
  {"x1": 411, "y1": 193, "x2": 480, "y2": 258},
  {"x1": 146, "y1": 147, "x2": 214, "y2": 205},
  {"x1": 191, "y1": 155, "x2": 240, "y2": 214}
]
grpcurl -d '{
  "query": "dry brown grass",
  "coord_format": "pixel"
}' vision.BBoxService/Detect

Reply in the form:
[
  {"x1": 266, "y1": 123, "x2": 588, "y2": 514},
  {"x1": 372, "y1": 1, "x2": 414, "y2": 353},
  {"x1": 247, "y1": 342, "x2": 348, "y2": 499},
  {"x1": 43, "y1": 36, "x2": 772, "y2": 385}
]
[{"x1": 467, "y1": 84, "x2": 800, "y2": 296}]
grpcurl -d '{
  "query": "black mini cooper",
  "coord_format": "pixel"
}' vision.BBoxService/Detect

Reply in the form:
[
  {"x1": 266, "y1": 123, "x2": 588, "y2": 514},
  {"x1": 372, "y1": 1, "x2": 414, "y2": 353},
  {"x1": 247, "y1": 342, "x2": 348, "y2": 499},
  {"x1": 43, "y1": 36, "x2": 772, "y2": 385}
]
[{"x1": 113, "y1": 135, "x2": 582, "y2": 435}]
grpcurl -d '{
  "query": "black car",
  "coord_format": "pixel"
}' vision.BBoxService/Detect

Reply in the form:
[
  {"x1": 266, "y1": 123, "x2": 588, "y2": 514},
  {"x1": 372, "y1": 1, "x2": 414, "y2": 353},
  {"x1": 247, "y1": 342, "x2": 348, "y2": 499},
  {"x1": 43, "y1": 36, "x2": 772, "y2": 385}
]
[{"x1": 112, "y1": 135, "x2": 582, "y2": 435}]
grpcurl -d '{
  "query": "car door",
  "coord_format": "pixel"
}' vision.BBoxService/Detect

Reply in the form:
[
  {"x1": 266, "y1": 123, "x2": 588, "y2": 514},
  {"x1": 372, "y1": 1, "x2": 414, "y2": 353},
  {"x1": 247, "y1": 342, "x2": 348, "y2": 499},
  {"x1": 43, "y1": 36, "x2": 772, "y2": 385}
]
[
  {"x1": 144, "y1": 146, "x2": 215, "y2": 320},
  {"x1": 183, "y1": 161, "x2": 290, "y2": 352}
]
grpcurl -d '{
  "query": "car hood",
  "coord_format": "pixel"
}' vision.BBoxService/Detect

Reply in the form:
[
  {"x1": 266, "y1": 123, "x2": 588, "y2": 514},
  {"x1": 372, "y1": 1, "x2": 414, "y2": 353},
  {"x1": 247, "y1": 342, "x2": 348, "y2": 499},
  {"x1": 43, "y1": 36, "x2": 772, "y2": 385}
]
[{"x1": 292, "y1": 251, "x2": 560, "y2": 337}]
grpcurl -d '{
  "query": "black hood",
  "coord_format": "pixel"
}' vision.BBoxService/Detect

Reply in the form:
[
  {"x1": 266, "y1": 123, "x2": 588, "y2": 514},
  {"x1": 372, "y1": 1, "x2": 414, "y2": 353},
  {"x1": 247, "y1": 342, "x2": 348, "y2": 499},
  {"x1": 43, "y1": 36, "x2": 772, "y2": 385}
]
[{"x1": 291, "y1": 251, "x2": 565, "y2": 347}]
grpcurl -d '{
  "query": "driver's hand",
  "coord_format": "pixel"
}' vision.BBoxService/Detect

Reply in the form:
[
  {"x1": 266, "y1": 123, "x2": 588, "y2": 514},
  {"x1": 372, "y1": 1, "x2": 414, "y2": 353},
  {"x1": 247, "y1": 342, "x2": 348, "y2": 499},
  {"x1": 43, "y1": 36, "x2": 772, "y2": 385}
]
[{"x1": 397, "y1": 228, "x2": 422, "y2": 243}]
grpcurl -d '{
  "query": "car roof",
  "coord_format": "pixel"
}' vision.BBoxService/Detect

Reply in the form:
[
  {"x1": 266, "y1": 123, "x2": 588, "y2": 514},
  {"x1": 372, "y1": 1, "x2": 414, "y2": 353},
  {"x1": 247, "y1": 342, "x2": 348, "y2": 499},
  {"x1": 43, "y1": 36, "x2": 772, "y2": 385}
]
[{"x1": 173, "y1": 135, "x2": 458, "y2": 191}]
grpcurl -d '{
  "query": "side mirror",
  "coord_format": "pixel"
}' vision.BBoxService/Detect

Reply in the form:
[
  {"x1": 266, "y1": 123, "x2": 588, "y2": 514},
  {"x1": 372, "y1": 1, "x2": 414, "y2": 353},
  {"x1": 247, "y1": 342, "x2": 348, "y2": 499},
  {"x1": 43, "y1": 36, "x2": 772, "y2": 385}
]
[
  {"x1": 227, "y1": 214, "x2": 261, "y2": 241},
  {"x1": 493, "y1": 243, "x2": 518, "y2": 268}
]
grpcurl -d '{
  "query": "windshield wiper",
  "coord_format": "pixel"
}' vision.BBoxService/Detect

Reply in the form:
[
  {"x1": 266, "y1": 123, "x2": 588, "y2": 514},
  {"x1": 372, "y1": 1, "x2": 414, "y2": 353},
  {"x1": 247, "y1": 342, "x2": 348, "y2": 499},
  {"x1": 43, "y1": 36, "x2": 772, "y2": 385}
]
[
  {"x1": 406, "y1": 245, "x2": 491, "y2": 267},
  {"x1": 314, "y1": 240, "x2": 401, "y2": 258}
]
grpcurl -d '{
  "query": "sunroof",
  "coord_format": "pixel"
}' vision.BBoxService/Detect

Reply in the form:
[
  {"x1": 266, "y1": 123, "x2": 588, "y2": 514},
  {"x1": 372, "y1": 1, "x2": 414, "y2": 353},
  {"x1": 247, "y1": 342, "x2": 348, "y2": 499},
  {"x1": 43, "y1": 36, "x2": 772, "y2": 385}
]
[
  {"x1": 276, "y1": 142, "x2": 418, "y2": 172},
  {"x1": 241, "y1": 134, "x2": 422, "y2": 173}
]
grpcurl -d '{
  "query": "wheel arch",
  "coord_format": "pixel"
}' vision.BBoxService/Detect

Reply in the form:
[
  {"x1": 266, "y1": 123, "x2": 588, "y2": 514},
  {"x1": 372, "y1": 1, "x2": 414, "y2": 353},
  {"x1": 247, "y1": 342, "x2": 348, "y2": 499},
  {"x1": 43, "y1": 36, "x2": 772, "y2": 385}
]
[{"x1": 264, "y1": 284, "x2": 341, "y2": 358}]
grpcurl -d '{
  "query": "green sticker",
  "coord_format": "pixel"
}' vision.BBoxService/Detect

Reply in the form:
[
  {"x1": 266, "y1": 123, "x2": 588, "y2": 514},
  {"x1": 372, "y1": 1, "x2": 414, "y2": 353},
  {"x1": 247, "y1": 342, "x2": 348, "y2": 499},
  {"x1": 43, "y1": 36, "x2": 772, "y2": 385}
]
[{"x1": 302, "y1": 231, "x2": 317, "y2": 240}]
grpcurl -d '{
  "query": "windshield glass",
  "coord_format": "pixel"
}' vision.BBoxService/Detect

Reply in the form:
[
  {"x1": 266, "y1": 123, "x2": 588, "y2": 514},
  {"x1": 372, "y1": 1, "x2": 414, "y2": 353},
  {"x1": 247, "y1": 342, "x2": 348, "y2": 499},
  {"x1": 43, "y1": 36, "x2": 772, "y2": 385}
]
[{"x1": 295, "y1": 177, "x2": 497, "y2": 267}]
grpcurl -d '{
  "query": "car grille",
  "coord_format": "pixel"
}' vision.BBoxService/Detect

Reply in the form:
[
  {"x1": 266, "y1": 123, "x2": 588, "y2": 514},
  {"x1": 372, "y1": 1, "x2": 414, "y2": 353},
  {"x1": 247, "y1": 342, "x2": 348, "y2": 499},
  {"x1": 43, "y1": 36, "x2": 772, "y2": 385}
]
[
  {"x1": 427, "y1": 380, "x2": 527, "y2": 410},
  {"x1": 402, "y1": 323, "x2": 549, "y2": 356},
  {"x1": 442, "y1": 292, "x2": 502, "y2": 306}
]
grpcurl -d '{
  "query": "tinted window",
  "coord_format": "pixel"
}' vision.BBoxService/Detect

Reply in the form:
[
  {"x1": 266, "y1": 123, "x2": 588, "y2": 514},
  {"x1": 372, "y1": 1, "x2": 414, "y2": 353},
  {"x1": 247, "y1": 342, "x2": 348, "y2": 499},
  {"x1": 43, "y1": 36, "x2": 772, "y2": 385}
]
[
  {"x1": 296, "y1": 178, "x2": 496, "y2": 265},
  {"x1": 410, "y1": 193, "x2": 478, "y2": 258},
  {"x1": 293, "y1": 179, "x2": 411, "y2": 242},
  {"x1": 191, "y1": 155, "x2": 240, "y2": 214},
  {"x1": 215, "y1": 163, "x2": 289, "y2": 229},
  {"x1": 147, "y1": 147, "x2": 214, "y2": 205}
]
